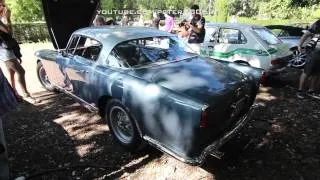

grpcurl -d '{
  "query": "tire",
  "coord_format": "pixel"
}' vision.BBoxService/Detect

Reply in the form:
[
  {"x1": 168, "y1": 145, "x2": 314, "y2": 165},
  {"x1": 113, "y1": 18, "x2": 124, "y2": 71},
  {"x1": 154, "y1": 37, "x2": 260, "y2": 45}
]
[
  {"x1": 37, "y1": 61, "x2": 56, "y2": 92},
  {"x1": 289, "y1": 47, "x2": 307, "y2": 68},
  {"x1": 105, "y1": 99, "x2": 142, "y2": 151}
]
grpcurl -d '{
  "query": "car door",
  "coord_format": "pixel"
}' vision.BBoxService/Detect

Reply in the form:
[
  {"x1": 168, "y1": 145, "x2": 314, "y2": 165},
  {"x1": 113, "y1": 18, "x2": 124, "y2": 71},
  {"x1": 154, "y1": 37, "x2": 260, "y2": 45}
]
[
  {"x1": 62, "y1": 35, "x2": 103, "y2": 103},
  {"x1": 203, "y1": 27, "x2": 250, "y2": 63},
  {"x1": 201, "y1": 26, "x2": 219, "y2": 56}
]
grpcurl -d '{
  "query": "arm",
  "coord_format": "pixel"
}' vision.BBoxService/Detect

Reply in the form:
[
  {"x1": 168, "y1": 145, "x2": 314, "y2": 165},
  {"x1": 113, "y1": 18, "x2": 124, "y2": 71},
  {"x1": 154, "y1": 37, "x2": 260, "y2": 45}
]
[
  {"x1": 187, "y1": 17, "x2": 205, "y2": 34},
  {"x1": 0, "y1": 20, "x2": 9, "y2": 33},
  {"x1": 6, "y1": 9, "x2": 12, "y2": 33},
  {"x1": 298, "y1": 31, "x2": 313, "y2": 52}
]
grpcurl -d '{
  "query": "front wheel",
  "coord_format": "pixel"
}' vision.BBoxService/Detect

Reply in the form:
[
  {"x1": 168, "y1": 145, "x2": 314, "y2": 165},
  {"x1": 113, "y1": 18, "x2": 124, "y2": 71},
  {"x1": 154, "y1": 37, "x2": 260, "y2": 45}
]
[
  {"x1": 105, "y1": 99, "x2": 142, "y2": 151},
  {"x1": 37, "y1": 62, "x2": 56, "y2": 91}
]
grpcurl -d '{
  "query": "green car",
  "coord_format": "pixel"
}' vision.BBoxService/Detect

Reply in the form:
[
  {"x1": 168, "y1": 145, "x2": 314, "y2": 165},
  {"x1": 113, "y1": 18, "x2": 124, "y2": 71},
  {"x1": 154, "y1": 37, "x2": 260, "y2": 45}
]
[{"x1": 201, "y1": 23, "x2": 293, "y2": 76}]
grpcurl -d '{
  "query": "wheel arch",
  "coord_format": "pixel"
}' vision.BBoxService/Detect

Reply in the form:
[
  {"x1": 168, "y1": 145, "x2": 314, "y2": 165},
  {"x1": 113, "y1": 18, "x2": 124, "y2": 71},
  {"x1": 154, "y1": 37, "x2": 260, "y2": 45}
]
[{"x1": 234, "y1": 60, "x2": 250, "y2": 66}]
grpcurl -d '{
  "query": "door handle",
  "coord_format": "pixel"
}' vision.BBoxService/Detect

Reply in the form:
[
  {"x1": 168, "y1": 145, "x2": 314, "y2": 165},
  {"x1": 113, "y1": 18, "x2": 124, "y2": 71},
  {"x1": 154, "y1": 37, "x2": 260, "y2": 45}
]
[{"x1": 79, "y1": 70, "x2": 89, "y2": 74}]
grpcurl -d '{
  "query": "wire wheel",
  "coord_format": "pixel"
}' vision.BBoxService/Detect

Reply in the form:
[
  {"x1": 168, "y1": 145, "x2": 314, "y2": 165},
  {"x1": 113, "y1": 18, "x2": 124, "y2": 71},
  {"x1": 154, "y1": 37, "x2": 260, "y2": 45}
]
[{"x1": 109, "y1": 105, "x2": 134, "y2": 144}]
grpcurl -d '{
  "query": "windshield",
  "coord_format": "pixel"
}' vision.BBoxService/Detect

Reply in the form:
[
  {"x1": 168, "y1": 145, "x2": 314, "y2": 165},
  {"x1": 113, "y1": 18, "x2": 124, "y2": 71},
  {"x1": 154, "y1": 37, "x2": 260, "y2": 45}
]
[
  {"x1": 253, "y1": 28, "x2": 282, "y2": 45},
  {"x1": 111, "y1": 36, "x2": 197, "y2": 68}
]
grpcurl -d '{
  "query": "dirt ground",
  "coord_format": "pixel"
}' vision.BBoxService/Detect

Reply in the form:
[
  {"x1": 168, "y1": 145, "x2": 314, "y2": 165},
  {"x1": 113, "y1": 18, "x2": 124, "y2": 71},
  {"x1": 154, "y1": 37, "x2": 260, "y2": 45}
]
[{"x1": 1, "y1": 43, "x2": 320, "y2": 180}]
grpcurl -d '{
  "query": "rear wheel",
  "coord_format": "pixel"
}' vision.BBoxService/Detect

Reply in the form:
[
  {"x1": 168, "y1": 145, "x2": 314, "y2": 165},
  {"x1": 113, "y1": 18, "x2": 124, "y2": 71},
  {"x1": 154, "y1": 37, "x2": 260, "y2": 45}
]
[
  {"x1": 37, "y1": 62, "x2": 56, "y2": 91},
  {"x1": 105, "y1": 99, "x2": 142, "y2": 151},
  {"x1": 289, "y1": 47, "x2": 307, "y2": 68}
]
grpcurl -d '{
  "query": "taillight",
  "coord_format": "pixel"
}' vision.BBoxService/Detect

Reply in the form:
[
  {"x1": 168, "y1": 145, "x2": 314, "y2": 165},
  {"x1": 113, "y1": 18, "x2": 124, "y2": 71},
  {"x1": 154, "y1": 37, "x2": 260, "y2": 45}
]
[
  {"x1": 260, "y1": 71, "x2": 268, "y2": 85},
  {"x1": 271, "y1": 59, "x2": 280, "y2": 65},
  {"x1": 200, "y1": 105, "x2": 209, "y2": 128}
]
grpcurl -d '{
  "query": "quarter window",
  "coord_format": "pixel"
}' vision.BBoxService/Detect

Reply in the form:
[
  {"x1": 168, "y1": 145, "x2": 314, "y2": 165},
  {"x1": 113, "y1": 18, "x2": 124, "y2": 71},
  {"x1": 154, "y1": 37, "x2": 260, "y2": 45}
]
[
  {"x1": 66, "y1": 36, "x2": 102, "y2": 62},
  {"x1": 219, "y1": 28, "x2": 247, "y2": 44}
]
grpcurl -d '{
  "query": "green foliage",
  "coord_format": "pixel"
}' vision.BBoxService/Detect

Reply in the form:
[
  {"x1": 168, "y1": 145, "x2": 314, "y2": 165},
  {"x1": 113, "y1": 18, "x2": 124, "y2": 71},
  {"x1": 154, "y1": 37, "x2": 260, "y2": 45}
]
[
  {"x1": 215, "y1": 0, "x2": 228, "y2": 22},
  {"x1": 6, "y1": 0, "x2": 43, "y2": 22},
  {"x1": 258, "y1": 0, "x2": 292, "y2": 19},
  {"x1": 12, "y1": 22, "x2": 50, "y2": 43},
  {"x1": 228, "y1": 0, "x2": 258, "y2": 17}
]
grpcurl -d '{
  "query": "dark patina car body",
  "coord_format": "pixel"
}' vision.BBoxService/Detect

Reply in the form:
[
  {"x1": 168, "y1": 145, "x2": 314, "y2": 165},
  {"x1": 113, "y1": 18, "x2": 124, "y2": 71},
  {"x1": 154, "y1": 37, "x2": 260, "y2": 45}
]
[{"x1": 36, "y1": 0, "x2": 262, "y2": 165}]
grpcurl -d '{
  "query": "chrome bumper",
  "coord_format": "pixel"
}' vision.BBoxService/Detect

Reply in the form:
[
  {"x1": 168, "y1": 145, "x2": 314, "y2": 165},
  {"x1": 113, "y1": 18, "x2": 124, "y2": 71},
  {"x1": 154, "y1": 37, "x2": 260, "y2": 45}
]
[{"x1": 185, "y1": 104, "x2": 259, "y2": 165}]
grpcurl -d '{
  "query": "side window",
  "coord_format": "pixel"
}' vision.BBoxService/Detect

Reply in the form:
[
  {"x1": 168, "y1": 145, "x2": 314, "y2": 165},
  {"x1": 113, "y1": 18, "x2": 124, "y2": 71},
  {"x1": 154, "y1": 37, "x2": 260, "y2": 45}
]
[
  {"x1": 219, "y1": 28, "x2": 247, "y2": 44},
  {"x1": 68, "y1": 36, "x2": 102, "y2": 62},
  {"x1": 106, "y1": 50, "x2": 129, "y2": 68},
  {"x1": 204, "y1": 27, "x2": 218, "y2": 42},
  {"x1": 67, "y1": 36, "x2": 80, "y2": 54}
]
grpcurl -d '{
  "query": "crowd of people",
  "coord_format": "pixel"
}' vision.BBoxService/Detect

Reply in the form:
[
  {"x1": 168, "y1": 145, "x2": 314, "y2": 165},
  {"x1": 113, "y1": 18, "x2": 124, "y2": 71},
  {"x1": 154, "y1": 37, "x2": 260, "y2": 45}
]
[{"x1": 93, "y1": 5, "x2": 206, "y2": 53}]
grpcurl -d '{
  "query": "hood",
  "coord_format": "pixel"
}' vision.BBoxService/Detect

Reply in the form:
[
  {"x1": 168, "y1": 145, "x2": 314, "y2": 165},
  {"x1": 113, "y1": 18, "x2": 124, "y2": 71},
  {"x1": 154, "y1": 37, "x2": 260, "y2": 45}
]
[
  {"x1": 42, "y1": 0, "x2": 100, "y2": 49},
  {"x1": 131, "y1": 58, "x2": 249, "y2": 104}
]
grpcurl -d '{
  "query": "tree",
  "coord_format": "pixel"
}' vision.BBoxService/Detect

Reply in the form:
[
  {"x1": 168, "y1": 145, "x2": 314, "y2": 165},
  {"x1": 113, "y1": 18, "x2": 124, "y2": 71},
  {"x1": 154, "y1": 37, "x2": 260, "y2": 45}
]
[
  {"x1": 215, "y1": 0, "x2": 228, "y2": 22},
  {"x1": 228, "y1": 0, "x2": 258, "y2": 17},
  {"x1": 6, "y1": 0, "x2": 43, "y2": 22}
]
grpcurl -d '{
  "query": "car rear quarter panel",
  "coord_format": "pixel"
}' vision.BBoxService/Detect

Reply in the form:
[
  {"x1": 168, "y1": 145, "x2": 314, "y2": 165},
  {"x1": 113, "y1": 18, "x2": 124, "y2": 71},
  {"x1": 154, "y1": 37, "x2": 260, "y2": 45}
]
[{"x1": 88, "y1": 66, "x2": 205, "y2": 157}]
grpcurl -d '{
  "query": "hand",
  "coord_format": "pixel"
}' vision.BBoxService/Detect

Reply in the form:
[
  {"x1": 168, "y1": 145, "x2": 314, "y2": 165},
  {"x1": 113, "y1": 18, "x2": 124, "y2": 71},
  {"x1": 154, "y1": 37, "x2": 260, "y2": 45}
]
[{"x1": 297, "y1": 46, "x2": 303, "y2": 53}]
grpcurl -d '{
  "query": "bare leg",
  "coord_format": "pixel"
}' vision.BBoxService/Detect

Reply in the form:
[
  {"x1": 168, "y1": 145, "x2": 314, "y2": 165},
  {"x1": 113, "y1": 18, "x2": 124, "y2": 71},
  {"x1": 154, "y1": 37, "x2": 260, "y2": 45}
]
[
  {"x1": 298, "y1": 71, "x2": 307, "y2": 91},
  {"x1": 308, "y1": 76, "x2": 319, "y2": 91},
  {"x1": 5, "y1": 59, "x2": 29, "y2": 96},
  {"x1": 8, "y1": 69, "x2": 16, "y2": 91}
]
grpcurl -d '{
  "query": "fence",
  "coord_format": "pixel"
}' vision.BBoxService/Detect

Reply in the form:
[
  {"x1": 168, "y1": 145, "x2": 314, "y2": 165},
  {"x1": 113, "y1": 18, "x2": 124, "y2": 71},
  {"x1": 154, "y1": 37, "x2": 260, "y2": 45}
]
[{"x1": 12, "y1": 22, "x2": 50, "y2": 43}]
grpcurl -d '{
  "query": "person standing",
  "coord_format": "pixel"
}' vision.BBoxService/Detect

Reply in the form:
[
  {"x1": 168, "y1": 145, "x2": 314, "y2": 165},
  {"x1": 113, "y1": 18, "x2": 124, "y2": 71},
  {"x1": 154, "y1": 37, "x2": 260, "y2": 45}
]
[
  {"x1": 151, "y1": 12, "x2": 160, "y2": 29},
  {"x1": 93, "y1": 15, "x2": 106, "y2": 26},
  {"x1": 121, "y1": 13, "x2": 129, "y2": 26},
  {"x1": 0, "y1": 67, "x2": 18, "y2": 180},
  {"x1": 185, "y1": 5, "x2": 205, "y2": 54},
  {"x1": 0, "y1": 1, "x2": 39, "y2": 103},
  {"x1": 296, "y1": 19, "x2": 320, "y2": 99},
  {"x1": 0, "y1": 0, "x2": 11, "y2": 34},
  {"x1": 163, "y1": 13, "x2": 174, "y2": 33}
]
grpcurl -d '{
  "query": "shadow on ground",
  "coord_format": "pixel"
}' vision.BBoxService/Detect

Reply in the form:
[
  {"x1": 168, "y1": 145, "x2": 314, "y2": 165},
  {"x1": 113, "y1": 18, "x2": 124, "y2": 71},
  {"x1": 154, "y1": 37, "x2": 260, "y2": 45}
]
[
  {"x1": 3, "y1": 68, "x2": 320, "y2": 179},
  {"x1": 3, "y1": 90, "x2": 161, "y2": 179}
]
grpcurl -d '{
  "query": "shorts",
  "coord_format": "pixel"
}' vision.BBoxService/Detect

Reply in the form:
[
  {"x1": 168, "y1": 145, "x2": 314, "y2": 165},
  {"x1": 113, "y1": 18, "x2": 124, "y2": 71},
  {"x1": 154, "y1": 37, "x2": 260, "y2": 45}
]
[
  {"x1": 304, "y1": 50, "x2": 320, "y2": 76},
  {"x1": 0, "y1": 47, "x2": 16, "y2": 62}
]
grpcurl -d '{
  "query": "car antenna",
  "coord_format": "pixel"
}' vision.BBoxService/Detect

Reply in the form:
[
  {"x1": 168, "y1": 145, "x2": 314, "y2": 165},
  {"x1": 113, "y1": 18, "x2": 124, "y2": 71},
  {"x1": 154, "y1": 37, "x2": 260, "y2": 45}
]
[{"x1": 50, "y1": 28, "x2": 61, "y2": 50}]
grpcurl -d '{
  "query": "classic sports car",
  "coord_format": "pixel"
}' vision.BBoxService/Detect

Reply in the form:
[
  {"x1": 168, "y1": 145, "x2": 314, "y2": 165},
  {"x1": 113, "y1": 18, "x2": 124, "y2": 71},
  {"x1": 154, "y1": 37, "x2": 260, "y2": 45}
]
[{"x1": 36, "y1": 0, "x2": 262, "y2": 165}]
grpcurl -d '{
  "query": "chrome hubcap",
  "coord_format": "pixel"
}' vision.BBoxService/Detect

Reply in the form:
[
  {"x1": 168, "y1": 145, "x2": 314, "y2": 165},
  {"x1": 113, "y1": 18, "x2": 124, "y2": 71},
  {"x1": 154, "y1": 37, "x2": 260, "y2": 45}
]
[
  {"x1": 39, "y1": 66, "x2": 52, "y2": 88},
  {"x1": 290, "y1": 50, "x2": 307, "y2": 68},
  {"x1": 110, "y1": 106, "x2": 134, "y2": 144}
]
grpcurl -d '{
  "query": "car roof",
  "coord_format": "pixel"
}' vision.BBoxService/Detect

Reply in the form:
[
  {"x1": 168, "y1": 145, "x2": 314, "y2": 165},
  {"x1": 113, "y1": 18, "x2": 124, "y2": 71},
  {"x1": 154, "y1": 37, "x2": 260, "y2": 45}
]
[
  {"x1": 73, "y1": 26, "x2": 174, "y2": 58},
  {"x1": 205, "y1": 22, "x2": 263, "y2": 30},
  {"x1": 74, "y1": 26, "x2": 174, "y2": 46}
]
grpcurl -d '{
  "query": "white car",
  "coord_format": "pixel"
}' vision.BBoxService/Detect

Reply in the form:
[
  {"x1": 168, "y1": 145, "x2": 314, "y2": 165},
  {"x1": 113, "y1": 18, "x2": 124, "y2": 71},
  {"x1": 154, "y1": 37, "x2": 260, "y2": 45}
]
[{"x1": 200, "y1": 23, "x2": 293, "y2": 75}]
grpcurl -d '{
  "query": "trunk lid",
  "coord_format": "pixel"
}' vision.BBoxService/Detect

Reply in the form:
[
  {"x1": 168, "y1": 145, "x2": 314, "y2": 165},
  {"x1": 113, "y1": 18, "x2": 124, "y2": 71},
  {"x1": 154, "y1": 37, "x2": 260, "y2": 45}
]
[{"x1": 131, "y1": 57, "x2": 250, "y2": 106}]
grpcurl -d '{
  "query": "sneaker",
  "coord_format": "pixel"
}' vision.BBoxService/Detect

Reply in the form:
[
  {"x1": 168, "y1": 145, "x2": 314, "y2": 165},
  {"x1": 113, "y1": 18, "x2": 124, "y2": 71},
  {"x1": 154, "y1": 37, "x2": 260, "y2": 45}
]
[
  {"x1": 307, "y1": 91, "x2": 320, "y2": 100},
  {"x1": 296, "y1": 91, "x2": 305, "y2": 99}
]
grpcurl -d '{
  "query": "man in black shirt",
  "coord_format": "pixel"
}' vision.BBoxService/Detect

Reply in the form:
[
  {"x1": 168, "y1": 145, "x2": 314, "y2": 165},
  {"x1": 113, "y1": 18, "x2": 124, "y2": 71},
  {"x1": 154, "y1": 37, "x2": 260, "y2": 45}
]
[
  {"x1": 297, "y1": 20, "x2": 320, "y2": 99},
  {"x1": 186, "y1": 5, "x2": 205, "y2": 53}
]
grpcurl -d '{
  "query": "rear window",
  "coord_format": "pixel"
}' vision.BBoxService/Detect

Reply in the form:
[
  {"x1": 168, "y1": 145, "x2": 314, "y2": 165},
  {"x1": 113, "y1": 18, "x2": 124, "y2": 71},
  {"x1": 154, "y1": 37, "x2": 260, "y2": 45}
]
[{"x1": 253, "y1": 28, "x2": 282, "y2": 45}]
